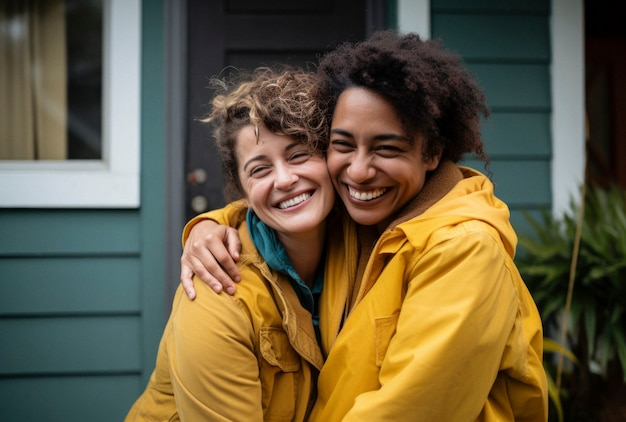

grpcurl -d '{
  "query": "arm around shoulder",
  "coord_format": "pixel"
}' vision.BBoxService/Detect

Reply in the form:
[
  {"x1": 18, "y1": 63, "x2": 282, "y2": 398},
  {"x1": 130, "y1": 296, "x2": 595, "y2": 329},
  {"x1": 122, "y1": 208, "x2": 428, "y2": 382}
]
[
  {"x1": 181, "y1": 199, "x2": 248, "y2": 246},
  {"x1": 180, "y1": 200, "x2": 248, "y2": 297}
]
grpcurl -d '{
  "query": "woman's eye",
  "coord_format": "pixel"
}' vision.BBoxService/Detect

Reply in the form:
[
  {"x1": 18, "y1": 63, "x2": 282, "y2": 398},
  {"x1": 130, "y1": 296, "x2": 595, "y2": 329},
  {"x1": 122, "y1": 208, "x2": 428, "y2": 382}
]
[
  {"x1": 375, "y1": 145, "x2": 402, "y2": 156},
  {"x1": 249, "y1": 166, "x2": 270, "y2": 177},
  {"x1": 330, "y1": 140, "x2": 353, "y2": 152},
  {"x1": 289, "y1": 151, "x2": 312, "y2": 163}
]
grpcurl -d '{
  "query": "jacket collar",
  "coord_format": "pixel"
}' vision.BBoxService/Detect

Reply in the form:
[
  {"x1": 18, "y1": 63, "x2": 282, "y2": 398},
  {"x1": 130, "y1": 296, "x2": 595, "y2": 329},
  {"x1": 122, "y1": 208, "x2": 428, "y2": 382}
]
[
  {"x1": 377, "y1": 160, "x2": 463, "y2": 234},
  {"x1": 238, "y1": 217, "x2": 325, "y2": 369}
]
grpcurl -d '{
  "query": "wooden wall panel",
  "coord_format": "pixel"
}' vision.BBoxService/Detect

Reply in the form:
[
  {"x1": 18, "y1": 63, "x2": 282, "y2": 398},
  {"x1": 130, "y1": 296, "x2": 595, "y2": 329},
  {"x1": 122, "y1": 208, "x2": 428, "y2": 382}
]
[
  {"x1": 462, "y1": 160, "x2": 551, "y2": 207},
  {"x1": 433, "y1": 15, "x2": 549, "y2": 61},
  {"x1": 433, "y1": 0, "x2": 548, "y2": 13},
  {"x1": 468, "y1": 64, "x2": 550, "y2": 110},
  {"x1": 432, "y1": 0, "x2": 552, "y2": 236},
  {"x1": 0, "y1": 316, "x2": 141, "y2": 375},
  {"x1": 0, "y1": 210, "x2": 140, "y2": 256},
  {"x1": 0, "y1": 375, "x2": 140, "y2": 421},
  {"x1": 0, "y1": 257, "x2": 140, "y2": 315},
  {"x1": 482, "y1": 112, "x2": 551, "y2": 158}
]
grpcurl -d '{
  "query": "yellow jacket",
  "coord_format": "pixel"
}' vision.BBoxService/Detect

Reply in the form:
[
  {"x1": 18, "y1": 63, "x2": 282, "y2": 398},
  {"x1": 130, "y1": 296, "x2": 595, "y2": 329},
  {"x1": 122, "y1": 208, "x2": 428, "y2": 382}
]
[
  {"x1": 178, "y1": 163, "x2": 548, "y2": 421},
  {"x1": 312, "y1": 163, "x2": 548, "y2": 421},
  {"x1": 126, "y1": 204, "x2": 328, "y2": 421}
]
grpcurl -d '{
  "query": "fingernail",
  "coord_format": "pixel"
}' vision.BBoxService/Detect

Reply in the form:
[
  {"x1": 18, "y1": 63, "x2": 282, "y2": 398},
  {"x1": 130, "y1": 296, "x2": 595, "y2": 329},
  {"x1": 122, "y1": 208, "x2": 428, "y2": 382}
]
[{"x1": 226, "y1": 286, "x2": 236, "y2": 295}]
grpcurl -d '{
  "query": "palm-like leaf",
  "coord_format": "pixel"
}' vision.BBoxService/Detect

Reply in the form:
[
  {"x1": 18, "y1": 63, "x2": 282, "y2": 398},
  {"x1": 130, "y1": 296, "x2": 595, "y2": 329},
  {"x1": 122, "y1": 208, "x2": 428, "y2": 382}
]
[{"x1": 516, "y1": 185, "x2": 626, "y2": 382}]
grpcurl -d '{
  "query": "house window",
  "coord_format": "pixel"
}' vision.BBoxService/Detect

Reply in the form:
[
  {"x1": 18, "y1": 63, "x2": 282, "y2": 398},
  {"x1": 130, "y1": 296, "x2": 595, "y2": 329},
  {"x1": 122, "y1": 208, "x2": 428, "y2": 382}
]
[
  {"x1": 1, "y1": 0, "x2": 103, "y2": 161},
  {"x1": 0, "y1": 0, "x2": 140, "y2": 207}
]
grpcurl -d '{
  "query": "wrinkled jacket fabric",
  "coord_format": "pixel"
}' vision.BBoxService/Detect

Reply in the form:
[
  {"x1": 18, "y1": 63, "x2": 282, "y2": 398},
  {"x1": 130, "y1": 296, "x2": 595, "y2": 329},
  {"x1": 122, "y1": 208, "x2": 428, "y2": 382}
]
[
  {"x1": 312, "y1": 163, "x2": 548, "y2": 421},
  {"x1": 126, "y1": 204, "x2": 327, "y2": 421},
  {"x1": 181, "y1": 164, "x2": 548, "y2": 421}
]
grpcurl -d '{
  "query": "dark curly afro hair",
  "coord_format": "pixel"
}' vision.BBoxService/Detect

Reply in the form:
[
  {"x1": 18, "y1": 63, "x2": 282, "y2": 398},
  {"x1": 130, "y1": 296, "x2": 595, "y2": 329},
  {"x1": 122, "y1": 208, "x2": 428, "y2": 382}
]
[{"x1": 317, "y1": 30, "x2": 490, "y2": 165}]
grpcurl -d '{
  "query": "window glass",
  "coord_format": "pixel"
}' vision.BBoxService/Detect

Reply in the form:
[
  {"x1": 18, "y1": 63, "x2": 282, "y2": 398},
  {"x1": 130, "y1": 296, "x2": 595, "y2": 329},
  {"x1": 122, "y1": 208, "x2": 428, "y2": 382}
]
[
  {"x1": 0, "y1": 0, "x2": 103, "y2": 160},
  {"x1": 67, "y1": 0, "x2": 103, "y2": 159}
]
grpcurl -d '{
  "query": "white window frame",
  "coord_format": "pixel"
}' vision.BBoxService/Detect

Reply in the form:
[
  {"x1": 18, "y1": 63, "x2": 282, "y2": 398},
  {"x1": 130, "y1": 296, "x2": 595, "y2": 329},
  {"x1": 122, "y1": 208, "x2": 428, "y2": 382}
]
[
  {"x1": 397, "y1": 0, "x2": 430, "y2": 38},
  {"x1": 0, "y1": 0, "x2": 141, "y2": 208},
  {"x1": 551, "y1": 0, "x2": 585, "y2": 216}
]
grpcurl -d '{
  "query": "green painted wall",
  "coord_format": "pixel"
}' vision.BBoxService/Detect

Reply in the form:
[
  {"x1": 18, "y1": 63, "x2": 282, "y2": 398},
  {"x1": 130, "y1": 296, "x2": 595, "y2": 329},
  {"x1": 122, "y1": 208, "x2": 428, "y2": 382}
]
[
  {"x1": 0, "y1": 0, "x2": 166, "y2": 420},
  {"x1": 0, "y1": 210, "x2": 144, "y2": 420},
  {"x1": 431, "y1": 0, "x2": 552, "y2": 232}
]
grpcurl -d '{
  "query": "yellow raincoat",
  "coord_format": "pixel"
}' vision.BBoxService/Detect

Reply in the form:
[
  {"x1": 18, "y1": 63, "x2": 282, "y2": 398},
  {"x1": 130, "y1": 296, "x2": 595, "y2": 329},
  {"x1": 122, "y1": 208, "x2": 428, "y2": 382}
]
[
  {"x1": 312, "y1": 163, "x2": 548, "y2": 421},
  {"x1": 126, "y1": 204, "x2": 339, "y2": 421},
  {"x1": 182, "y1": 162, "x2": 548, "y2": 421}
]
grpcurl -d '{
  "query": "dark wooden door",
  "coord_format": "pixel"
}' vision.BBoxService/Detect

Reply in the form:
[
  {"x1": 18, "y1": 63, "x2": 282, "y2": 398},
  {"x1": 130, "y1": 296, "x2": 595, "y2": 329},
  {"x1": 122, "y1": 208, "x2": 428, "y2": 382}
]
[{"x1": 184, "y1": 0, "x2": 384, "y2": 220}]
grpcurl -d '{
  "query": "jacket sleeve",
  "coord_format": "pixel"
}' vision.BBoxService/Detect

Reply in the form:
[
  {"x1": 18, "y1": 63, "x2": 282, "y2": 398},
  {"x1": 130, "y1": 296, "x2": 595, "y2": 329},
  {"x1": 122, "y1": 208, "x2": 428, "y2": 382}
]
[
  {"x1": 168, "y1": 281, "x2": 263, "y2": 421},
  {"x1": 181, "y1": 200, "x2": 248, "y2": 246},
  {"x1": 345, "y1": 227, "x2": 521, "y2": 420}
]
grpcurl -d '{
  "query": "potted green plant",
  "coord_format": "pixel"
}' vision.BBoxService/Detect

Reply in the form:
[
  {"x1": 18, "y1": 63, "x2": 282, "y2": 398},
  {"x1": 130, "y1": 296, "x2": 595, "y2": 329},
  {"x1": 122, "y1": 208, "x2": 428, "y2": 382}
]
[{"x1": 516, "y1": 184, "x2": 626, "y2": 421}]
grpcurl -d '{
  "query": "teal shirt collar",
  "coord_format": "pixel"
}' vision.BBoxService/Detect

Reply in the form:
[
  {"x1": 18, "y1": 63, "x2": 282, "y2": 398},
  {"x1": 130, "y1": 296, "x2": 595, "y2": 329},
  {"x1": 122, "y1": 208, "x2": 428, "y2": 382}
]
[{"x1": 246, "y1": 209, "x2": 324, "y2": 322}]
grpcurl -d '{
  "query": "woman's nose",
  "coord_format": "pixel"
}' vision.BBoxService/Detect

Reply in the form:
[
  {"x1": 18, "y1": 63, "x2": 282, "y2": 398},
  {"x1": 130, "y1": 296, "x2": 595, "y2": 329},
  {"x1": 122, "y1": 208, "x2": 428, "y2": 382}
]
[
  {"x1": 346, "y1": 153, "x2": 375, "y2": 183},
  {"x1": 274, "y1": 163, "x2": 299, "y2": 189}
]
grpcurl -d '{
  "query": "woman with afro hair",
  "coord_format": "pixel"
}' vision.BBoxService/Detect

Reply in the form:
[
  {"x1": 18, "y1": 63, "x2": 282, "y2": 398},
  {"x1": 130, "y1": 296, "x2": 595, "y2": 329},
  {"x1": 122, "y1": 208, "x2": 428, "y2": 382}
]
[{"x1": 181, "y1": 30, "x2": 549, "y2": 421}]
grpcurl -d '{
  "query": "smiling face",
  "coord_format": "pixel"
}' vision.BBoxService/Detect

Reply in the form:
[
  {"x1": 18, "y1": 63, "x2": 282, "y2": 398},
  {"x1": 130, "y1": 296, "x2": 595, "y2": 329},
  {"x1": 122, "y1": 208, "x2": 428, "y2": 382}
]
[
  {"x1": 326, "y1": 87, "x2": 441, "y2": 227},
  {"x1": 236, "y1": 124, "x2": 335, "y2": 237}
]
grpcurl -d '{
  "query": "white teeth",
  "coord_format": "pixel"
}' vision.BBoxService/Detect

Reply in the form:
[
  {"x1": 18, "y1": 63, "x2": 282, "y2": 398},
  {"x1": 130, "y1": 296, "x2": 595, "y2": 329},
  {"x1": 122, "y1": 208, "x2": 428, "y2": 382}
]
[
  {"x1": 348, "y1": 186, "x2": 386, "y2": 201},
  {"x1": 278, "y1": 192, "x2": 311, "y2": 209}
]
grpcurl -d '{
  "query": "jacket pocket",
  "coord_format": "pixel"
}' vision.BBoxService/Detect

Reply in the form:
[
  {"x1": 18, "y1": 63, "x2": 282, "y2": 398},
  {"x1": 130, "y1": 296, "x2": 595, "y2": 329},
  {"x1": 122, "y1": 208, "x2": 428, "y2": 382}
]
[
  {"x1": 259, "y1": 326, "x2": 300, "y2": 372},
  {"x1": 259, "y1": 327, "x2": 302, "y2": 421},
  {"x1": 374, "y1": 313, "x2": 399, "y2": 367}
]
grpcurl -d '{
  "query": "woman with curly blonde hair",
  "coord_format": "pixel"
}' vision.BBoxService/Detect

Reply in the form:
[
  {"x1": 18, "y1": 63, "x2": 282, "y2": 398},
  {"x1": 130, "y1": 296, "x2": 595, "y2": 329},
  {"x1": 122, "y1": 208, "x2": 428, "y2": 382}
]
[{"x1": 125, "y1": 67, "x2": 338, "y2": 421}]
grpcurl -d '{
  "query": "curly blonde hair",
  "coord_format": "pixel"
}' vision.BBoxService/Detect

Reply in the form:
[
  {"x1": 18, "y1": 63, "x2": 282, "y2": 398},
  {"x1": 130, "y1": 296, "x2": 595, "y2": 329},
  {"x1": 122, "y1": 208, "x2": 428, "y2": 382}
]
[{"x1": 204, "y1": 67, "x2": 328, "y2": 201}]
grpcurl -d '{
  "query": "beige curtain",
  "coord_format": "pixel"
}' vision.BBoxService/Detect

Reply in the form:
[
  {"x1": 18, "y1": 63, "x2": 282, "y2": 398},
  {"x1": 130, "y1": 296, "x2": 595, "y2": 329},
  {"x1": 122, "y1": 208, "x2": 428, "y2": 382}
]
[{"x1": 0, "y1": 0, "x2": 67, "y2": 160}]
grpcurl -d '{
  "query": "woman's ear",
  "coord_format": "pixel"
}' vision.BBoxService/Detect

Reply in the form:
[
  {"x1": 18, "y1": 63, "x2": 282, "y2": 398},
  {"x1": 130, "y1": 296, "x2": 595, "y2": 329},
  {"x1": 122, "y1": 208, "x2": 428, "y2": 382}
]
[
  {"x1": 420, "y1": 134, "x2": 442, "y2": 171},
  {"x1": 426, "y1": 151, "x2": 442, "y2": 171}
]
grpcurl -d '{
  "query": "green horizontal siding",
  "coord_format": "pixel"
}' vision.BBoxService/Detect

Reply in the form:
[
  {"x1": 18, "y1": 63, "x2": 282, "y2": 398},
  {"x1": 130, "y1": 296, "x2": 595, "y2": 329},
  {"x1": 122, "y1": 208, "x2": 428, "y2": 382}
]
[
  {"x1": 433, "y1": 15, "x2": 549, "y2": 61},
  {"x1": 432, "y1": 0, "x2": 549, "y2": 14},
  {"x1": 482, "y1": 112, "x2": 551, "y2": 157},
  {"x1": 0, "y1": 209, "x2": 140, "y2": 256},
  {"x1": 0, "y1": 375, "x2": 140, "y2": 421},
  {"x1": 0, "y1": 257, "x2": 140, "y2": 315},
  {"x1": 462, "y1": 159, "x2": 551, "y2": 207},
  {"x1": 432, "y1": 0, "x2": 551, "y2": 240},
  {"x1": 0, "y1": 209, "x2": 145, "y2": 422},
  {"x1": 0, "y1": 316, "x2": 141, "y2": 375},
  {"x1": 468, "y1": 63, "x2": 550, "y2": 110}
]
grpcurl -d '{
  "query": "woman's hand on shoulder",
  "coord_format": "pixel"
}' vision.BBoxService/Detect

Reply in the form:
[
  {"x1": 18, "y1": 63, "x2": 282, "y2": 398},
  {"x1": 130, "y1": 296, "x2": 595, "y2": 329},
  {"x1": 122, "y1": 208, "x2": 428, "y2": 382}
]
[{"x1": 180, "y1": 219, "x2": 242, "y2": 299}]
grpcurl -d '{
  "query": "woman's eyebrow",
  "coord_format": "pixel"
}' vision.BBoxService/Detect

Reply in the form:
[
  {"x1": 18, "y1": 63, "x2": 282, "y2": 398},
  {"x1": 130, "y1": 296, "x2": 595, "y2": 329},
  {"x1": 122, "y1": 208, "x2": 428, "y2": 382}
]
[
  {"x1": 330, "y1": 128, "x2": 353, "y2": 138},
  {"x1": 243, "y1": 155, "x2": 266, "y2": 172},
  {"x1": 331, "y1": 128, "x2": 411, "y2": 143},
  {"x1": 373, "y1": 133, "x2": 412, "y2": 142},
  {"x1": 243, "y1": 141, "x2": 306, "y2": 172},
  {"x1": 285, "y1": 141, "x2": 305, "y2": 151}
]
